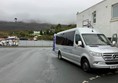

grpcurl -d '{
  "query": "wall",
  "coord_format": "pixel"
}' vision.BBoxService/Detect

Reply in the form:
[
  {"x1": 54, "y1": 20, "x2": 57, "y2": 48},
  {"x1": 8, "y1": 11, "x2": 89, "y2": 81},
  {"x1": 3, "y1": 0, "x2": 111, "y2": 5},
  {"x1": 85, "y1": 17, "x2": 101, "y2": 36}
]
[
  {"x1": 19, "y1": 40, "x2": 53, "y2": 47},
  {"x1": 77, "y1": 0, "x2": 118, "y2": 37}
]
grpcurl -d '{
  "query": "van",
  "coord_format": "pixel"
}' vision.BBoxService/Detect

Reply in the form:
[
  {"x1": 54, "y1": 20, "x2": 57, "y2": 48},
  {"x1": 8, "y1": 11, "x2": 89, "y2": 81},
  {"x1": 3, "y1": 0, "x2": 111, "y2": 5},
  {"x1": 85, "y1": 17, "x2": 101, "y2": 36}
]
[{"x1": 53, "y1": 27, "x2": 118, "y2": 72}]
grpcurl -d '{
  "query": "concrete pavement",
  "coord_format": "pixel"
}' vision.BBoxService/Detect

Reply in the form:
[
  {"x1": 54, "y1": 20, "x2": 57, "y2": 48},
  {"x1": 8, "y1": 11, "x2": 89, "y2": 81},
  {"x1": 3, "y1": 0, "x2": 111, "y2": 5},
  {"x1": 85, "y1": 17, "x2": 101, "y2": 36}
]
[{"x1": 0, "y1": 48, "x2": 117, "y2": 83}]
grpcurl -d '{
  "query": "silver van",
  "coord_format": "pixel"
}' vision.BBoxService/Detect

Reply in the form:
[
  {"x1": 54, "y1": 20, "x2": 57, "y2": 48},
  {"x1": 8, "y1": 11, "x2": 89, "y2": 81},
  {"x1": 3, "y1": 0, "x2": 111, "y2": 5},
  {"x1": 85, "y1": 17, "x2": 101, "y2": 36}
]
[{"x1": 53, "y1": 27, "x2": 118, "y2": 72}]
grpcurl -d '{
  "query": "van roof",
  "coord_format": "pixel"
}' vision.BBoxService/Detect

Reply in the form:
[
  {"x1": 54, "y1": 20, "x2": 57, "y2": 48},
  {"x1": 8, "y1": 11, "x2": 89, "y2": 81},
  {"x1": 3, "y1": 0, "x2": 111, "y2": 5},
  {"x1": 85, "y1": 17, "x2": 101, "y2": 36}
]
[
  {"x1": 77, "y1": 27, "x2": 100, "y2": 34},
  {"x1": 56, "y1": 27, "x2": 101, "y2": 35}
]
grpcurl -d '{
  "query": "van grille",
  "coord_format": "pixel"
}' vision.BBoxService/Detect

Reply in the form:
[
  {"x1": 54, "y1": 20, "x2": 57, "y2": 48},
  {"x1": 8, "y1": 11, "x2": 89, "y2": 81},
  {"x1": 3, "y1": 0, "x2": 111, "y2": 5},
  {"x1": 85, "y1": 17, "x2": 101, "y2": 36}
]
[
  {"x1": 105, "y1": 62, "x2": 118, "y2": 65},
  {"x1": 103, "y1": 53, "x2": 118, "y2": 61}
]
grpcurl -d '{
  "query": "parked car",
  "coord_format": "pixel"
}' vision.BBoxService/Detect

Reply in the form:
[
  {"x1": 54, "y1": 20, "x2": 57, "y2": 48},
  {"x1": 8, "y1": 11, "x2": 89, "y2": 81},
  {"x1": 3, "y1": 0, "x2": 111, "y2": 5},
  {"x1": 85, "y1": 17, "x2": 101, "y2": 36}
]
[{"x1": 6, "y1": 38, "x2": 19, "y2": 46}]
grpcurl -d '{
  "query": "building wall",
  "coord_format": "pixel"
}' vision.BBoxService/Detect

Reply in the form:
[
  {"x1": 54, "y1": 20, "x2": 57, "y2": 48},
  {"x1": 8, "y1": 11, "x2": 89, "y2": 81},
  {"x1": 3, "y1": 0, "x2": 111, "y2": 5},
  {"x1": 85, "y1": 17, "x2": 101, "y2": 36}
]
[{"x1": 77, "y1": 0, "x2": 118, "y2": 37}]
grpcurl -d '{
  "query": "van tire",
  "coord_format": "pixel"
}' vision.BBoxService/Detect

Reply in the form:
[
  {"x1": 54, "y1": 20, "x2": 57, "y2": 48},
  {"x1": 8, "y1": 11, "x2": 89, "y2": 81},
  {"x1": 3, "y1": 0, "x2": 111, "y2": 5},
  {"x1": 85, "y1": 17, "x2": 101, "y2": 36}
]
[
  {"x1": 81, "y1": 59, "x2": 91, "y2": 72},
  {"x1": 58, "y1": 52, "x2": 62, "y2": 60}
]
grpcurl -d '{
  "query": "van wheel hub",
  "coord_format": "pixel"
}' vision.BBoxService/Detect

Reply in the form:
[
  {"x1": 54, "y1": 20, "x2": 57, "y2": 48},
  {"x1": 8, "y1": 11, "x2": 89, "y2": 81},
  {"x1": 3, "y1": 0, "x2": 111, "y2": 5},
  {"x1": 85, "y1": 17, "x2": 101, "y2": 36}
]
[
  {"x1": 83, "y1": 62, "x2": 89, "y2": 71},
  {"x1": 82, "y1": 59, "x2": 90, "y2": 72}
]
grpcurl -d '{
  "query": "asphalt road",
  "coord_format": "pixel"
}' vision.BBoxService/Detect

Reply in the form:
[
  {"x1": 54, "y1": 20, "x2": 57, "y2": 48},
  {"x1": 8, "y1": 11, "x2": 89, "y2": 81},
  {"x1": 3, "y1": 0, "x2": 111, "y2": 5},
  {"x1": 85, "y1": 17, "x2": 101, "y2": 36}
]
[{"x1": 0, "y1": 47, "x2": 118, "y2": 83}]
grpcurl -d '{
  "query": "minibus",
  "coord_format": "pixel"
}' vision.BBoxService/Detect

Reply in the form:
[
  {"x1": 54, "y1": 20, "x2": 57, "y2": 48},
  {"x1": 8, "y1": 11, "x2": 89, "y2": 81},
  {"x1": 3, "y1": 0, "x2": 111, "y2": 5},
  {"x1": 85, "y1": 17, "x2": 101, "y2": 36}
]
[{"x1": 53, "y1": 27, "x2": 118, "y2": 72}]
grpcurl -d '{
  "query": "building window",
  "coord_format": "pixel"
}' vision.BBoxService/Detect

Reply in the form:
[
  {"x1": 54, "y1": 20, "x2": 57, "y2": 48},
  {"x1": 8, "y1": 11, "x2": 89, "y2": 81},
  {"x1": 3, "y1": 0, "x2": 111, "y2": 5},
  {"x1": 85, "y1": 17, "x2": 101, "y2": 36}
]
[
  {"x1": 92, "y1": 11, "x2": 96, "y2": 23},
  {"x1": 112, "y1": 3, "x2": 118, "y2": 18}
]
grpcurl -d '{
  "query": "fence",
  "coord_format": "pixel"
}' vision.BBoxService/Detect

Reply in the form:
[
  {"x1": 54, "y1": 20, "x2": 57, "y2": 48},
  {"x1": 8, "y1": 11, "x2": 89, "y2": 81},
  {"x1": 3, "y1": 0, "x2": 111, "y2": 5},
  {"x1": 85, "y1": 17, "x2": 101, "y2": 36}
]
[{"x1": 19, "y1": 40, "x2": 53, "y2": 47}]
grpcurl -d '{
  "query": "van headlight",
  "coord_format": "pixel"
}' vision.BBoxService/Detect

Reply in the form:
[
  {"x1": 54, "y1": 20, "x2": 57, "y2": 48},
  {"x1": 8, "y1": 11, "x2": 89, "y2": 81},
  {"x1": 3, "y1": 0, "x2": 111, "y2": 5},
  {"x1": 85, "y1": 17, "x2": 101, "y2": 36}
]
[{"x1": 90, "y1": 51, "x2": 102, "y2": 57}]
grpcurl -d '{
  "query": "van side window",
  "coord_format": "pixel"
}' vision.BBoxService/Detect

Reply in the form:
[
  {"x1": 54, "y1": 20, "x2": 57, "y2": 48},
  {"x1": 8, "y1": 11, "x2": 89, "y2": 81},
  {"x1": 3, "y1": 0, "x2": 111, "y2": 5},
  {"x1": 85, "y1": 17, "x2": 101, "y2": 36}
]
[
  {"x1": 56, "y1": 35, "x2": 63, "y2": 45},
  {"x1": 75, "y1": 34, "x2": 82, "y2": 44},
  {"x1": 66, "y1": 31, "x2": 75, "y2": 46},
  {"x1": 56, "y1": 31, "x2": 75, "y2": 46}
]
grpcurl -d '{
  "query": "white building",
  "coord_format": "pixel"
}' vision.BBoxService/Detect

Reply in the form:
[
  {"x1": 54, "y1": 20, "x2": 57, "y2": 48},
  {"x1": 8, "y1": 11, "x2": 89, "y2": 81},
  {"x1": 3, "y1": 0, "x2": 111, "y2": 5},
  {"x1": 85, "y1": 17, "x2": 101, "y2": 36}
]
[
  {"x1": 33, "y1": 31, "x2": 40, "y2": 36},
  {"x1": 77, "y1": 0, "x2": 118, "y2": 38}
]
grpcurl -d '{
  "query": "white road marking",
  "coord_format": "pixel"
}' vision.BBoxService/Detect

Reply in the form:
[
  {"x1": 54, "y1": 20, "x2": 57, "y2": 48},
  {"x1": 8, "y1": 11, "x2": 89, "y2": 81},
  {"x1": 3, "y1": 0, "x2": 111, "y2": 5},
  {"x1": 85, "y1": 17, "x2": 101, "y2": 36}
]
[
  {"x1": 89, "y1": 77, "x2": 96, "y2": 80},
  {"x1": 82, "y1": 80, "x2": 89, "y2": 83}
]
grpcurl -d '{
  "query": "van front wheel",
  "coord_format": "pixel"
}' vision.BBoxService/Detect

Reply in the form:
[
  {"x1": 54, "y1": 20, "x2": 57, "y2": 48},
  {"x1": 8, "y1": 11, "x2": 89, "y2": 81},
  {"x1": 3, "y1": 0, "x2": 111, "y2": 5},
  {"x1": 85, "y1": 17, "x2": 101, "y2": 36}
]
[{"x1": 81, "y1": 59, "x2": 91, "y2": 72}]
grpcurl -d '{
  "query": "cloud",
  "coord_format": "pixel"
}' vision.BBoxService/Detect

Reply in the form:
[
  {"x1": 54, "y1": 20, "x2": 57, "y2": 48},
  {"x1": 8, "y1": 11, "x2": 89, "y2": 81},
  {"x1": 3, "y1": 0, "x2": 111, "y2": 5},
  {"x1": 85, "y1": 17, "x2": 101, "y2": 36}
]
[{"x1": 0, "y1": 0, "x2": 103, "y2": 24}]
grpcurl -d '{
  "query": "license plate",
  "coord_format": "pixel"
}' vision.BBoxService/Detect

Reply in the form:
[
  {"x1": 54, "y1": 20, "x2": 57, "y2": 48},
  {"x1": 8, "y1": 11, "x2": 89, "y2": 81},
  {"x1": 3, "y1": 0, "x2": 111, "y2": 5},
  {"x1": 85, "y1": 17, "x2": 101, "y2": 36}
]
[{"x1": 110, "y1": 65, "x2": 118, "y2": 69}]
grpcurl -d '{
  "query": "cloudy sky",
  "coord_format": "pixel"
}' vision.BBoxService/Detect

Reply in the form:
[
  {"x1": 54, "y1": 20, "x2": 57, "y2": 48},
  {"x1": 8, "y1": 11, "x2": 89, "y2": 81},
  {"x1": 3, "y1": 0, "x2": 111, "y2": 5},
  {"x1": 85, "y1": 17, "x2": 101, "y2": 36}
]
[{"x1": 0, "y1": 0, "x2": 103, "y2": 24}]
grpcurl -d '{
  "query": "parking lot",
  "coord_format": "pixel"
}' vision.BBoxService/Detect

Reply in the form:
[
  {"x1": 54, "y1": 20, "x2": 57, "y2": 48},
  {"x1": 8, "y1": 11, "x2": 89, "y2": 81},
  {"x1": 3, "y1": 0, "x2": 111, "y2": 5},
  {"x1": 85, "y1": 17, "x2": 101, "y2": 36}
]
[{"x1": 0, "y1": 47, "x2": 118, "y2": 83}]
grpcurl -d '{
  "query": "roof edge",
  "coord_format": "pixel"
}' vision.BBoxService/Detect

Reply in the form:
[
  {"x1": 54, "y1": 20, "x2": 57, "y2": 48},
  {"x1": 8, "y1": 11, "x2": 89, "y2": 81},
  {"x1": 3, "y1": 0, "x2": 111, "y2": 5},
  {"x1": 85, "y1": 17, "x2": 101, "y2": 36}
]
[{"x1": 77, "y1": 0, "x2": 106, "y2": 15}]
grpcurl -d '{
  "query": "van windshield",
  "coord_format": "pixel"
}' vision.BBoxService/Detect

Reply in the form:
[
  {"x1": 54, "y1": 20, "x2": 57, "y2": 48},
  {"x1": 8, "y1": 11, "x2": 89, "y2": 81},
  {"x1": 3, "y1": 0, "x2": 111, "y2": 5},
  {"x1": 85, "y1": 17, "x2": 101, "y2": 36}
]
[{"x1": 82, "y1": 34, "x2": 111, "y2": 46}]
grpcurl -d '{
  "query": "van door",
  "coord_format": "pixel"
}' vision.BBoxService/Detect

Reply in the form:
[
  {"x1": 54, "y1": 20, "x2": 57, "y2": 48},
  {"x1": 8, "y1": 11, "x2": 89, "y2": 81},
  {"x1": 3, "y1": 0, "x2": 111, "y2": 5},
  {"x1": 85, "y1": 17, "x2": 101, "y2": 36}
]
[
  {"x1": 72, "y1": 34, "x2": 84, "y2": 63},
  {"x1": 61, "y1": 31, "x2": 75, "y2": 59}
]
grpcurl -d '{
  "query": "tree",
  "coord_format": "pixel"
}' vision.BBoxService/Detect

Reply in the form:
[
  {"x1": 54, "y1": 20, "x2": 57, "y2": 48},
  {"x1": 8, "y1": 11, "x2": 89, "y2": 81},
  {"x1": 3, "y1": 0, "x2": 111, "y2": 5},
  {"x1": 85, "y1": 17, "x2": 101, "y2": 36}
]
[
  {"x1": 50, "y1": 25, "x2": 54, "y2": 29},
  {"x1": 47, "y1": 30, "x2": 50, "y2": 35},
  {"x1": 40, "y1": 30, "x2": 43, "y2": 35},
  {"x1": 56, "y1": 24, "x2": 61, "y2": 29},
  {"x1": 28, "y1": 30, "x2": 33, "y2": 34},
  {"x1": 14, "y1": 18, "x2": 17, "y2": 22}
]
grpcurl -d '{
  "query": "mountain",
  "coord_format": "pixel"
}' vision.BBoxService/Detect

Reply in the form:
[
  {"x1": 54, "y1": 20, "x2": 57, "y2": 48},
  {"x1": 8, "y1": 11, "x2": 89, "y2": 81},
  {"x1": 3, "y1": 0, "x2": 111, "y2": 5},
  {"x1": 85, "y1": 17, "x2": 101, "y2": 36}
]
[{"x1": 0, "y1": 21, "x2": 52, "y2": 31}]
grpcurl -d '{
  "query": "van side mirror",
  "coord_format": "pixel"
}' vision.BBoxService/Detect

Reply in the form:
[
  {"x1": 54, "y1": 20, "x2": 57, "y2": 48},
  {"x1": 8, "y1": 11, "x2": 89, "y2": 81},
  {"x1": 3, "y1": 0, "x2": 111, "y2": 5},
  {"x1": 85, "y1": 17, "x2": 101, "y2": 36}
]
[
  {"x1": 78, "y1": 41, "x2": 82, "y2": 46},
  {"x1": 112, "y1": 41, "x2": 116, "y2": 46}
]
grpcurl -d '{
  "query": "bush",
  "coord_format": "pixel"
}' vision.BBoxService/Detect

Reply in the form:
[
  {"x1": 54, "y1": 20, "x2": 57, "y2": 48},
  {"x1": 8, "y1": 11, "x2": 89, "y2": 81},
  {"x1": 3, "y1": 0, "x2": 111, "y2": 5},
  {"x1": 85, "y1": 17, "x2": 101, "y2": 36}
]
[{"x1": 37, "y1": 35, "x2": 53, "y2": 40}]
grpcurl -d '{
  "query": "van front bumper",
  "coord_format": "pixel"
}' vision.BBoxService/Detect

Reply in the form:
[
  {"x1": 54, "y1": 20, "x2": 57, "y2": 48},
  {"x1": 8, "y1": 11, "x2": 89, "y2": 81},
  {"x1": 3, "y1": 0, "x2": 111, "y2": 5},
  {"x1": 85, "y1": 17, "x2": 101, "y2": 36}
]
[{"x1": 92, "y1": 62, "x2": 118, "y2": 69}]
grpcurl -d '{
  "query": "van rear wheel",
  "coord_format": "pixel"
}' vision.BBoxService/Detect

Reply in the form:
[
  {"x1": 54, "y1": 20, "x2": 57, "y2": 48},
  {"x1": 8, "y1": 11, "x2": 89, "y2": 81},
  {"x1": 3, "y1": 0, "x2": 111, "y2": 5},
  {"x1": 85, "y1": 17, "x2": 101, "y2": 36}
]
[
  {"x1": 58, "y1": 52, "x2": 62, "y2": 60},
  {"x1": 81, "y1": 59, "x2": 91, "y2": 72}
]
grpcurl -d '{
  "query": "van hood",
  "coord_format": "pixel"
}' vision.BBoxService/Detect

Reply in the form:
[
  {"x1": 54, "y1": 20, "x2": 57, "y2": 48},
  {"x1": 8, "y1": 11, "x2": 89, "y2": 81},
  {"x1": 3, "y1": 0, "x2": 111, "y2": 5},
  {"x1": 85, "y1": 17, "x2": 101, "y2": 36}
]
[{"x1": 87, "y1": 45, "x2": 118, "y2": 53}]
